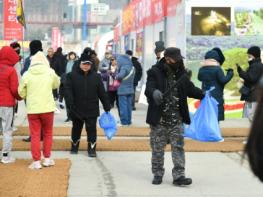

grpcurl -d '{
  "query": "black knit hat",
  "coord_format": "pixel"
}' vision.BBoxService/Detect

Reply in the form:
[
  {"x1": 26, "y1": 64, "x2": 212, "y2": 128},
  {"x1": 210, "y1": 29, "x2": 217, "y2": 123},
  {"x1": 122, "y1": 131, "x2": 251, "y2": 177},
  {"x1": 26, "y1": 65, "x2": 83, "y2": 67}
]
[
  {"x1": 205, "y1": 50, "x2": 221, "y2": 63},
  {"x1": 83, "y1": 47, "x2": 92, "y2": 56},
  {"x1": 164, "y1": 47, "x2": 184, "y2": 61},
  {"x1": 247, "y1": 46, "x2": 261, "y2": 58},
  {"x1": 126, "y1": 50, "x2": 133, "y2": 56},
  {"x1": 80, "y1": 53, "x2": 93, "y2": 64},
  {"x1": 10, "y1": 42, "x2": 21, "y2": 49},
  {"x1": 212, "y1": 47, "x2": 225, "y2": 65},
  {"x1": 154, "y1": 41, "x2": 165, "y2": 54},
  {"x1": 29, "y1": 40, "x2": 43, "y2": 56}
]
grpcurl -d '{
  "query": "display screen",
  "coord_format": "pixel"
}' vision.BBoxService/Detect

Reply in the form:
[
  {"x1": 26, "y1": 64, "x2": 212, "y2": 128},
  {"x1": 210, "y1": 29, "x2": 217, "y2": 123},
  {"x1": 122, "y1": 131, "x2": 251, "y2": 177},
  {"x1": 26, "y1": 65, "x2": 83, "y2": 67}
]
[{"x1": 191, "y1": 7, "x2": 231, "y2": 36}]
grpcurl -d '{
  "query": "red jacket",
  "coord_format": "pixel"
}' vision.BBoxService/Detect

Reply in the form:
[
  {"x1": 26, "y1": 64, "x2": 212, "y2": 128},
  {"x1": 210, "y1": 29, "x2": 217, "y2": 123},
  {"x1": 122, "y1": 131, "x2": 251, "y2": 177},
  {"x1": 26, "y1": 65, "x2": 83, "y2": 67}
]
[{"x1": 0, "y1": 46, "x2": 21, "y2": 107}]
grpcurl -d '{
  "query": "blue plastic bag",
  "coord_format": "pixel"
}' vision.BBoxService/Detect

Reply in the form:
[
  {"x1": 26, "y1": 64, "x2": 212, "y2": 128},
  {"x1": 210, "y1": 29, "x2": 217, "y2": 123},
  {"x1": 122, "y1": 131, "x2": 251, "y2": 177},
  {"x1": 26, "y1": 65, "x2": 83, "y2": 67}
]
[
  {"x1": 99, "y1": 112, "x2": 117, "y2": 140},
  {"x1": 184, "y1": 89, "x2": 223, "y2": 142}
]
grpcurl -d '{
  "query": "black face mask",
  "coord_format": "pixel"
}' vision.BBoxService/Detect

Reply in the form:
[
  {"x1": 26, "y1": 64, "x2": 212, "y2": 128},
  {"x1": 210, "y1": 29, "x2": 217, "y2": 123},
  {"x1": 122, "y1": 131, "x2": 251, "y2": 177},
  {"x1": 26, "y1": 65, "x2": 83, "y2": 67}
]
[
  {"x1": 169, "y1": 63, "x2": 178, "y2": 71},
  {"x1": 248, "y1": 59, "x2": 255, "y2": 65}
]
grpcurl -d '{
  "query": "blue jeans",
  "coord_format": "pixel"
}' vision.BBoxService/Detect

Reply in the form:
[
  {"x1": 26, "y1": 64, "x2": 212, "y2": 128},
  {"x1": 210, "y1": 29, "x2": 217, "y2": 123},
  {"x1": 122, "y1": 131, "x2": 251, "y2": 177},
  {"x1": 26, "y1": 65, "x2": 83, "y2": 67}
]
[{"x1": 118, "y1": 95, "x2": 132, "y2": 125}]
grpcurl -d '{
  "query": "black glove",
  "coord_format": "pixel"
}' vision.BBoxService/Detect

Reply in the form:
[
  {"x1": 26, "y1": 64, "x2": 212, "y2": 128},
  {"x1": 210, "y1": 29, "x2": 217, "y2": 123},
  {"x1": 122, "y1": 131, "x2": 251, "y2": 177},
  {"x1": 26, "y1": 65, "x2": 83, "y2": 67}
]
[
  {"x1": 236, "y1": 64, "x2": 242, "y2": 73},
  {"x1": 104, "y1": 105, "x2": 111, "y2": 114},
  {"x1": 225, "y1": 68, "x2": 233, "y2": 72},
  {"x1": 152, "y1": 89, "x2": 163, "y2": 106}
]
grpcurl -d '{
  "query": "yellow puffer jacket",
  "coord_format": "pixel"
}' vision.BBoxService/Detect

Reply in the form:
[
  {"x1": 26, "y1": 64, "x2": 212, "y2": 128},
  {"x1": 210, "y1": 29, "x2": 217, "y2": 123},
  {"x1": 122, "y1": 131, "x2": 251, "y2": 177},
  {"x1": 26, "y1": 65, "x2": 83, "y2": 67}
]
[{"x1": 18, "y1": 51, "x2": 60, "y2": 114}]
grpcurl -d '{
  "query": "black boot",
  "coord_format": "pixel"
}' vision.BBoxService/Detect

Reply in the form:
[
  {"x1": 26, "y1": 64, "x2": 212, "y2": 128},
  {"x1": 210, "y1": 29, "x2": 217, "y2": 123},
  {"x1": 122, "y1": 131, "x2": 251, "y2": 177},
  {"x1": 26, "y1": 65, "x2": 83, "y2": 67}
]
[
  {"x1": 88, "y1": 142, "x2": 97, "y2": 157},
  {"x1": 173, "y1": 176, "x2": 192, "y2": 186},
  {"x1": 64, "y1": 118, "x2": 71, "y2": 122},
  {"x1": 70, "y1": 140, "x2": 80, "y2": 154},
  {"x1": 152, "y1": 176, "x2": 162, "y2": 185},
  {"x1": 22, "y1": 136, "x2": 31, "y2": 142}
]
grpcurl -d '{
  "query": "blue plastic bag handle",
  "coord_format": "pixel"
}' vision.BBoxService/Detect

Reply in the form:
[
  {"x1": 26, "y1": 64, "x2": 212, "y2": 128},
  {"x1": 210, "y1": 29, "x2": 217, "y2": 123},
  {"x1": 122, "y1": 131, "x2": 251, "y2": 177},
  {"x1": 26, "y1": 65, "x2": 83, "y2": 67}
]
[{"x1": 205, "y1": 86, "x2": 215, "y2": 96}]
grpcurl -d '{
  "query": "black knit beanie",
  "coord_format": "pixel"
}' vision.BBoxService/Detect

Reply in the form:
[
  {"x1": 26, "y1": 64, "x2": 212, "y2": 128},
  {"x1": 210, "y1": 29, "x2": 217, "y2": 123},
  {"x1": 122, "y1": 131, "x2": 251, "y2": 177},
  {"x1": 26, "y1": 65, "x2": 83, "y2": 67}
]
[
  {"x1": 212, "y1": 47, "x2": 225, "y2": 65},
  {"x1": 126, "y1": 50, "x2": 133, "y2": 56},
  {"x1": 164, "y1": 47, "x2": 184, "y2": 61},
  {"x1": 29, "y1": 40, "x2": 43, "y2": 56},
  {"x1": 154, "y1": 41, "x2": 165, "y2": 54},
  {"x1": 205, "y1": 50, "x2": 221, "y2": 63},
  {"x1": 247, "y1": 46, "x2": 261, "y2": 58}
]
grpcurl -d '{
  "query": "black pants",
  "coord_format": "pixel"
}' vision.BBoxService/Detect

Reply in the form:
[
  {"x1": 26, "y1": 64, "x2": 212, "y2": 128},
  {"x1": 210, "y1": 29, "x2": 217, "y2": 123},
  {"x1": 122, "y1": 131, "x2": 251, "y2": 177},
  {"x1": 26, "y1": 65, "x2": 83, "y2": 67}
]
[
  {"x1": 59, "y1": 84, "x2": 64, "y2": 103},
  {"x1": 132, "y1": 85, "x2": 136, "y2": 108},
  {"x1": 53, "y1": 89, "x2": 58, "y2": 100},
  {"x1": 71, "y1": 117, "x2": 97, "y2": 143},
  {"x1": 108, "y1": 91, "x2": 118, "y2": 108}
]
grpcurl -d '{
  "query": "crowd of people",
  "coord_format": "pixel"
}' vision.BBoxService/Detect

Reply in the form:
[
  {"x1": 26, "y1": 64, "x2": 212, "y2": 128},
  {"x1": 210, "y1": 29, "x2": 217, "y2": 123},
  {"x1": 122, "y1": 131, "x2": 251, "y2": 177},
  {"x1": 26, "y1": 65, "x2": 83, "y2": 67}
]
[
  {"x1": 0, "y1": 39, "x2": 263, "y2": 185},
  {"x1": 0, "y1": 39, "x2": 142, "y2": 168}
]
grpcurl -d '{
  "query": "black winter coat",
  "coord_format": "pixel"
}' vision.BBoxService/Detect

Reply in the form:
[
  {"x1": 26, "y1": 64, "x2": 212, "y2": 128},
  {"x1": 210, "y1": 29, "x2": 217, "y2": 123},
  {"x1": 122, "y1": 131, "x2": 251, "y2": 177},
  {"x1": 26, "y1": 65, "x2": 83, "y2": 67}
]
[
  {"x1": 238, "y1": 58, "x2": 263, "y2": 102},
  {"x1": 53, "y1": 53, "x2": 67, "y2": 76},
  {"x1": 131, "y1": 57, "x2": 142, "y2": 86},
  {"x1": 145, "y1": 58, "x2": 204, "y2": 125},
  {"x1": 64, "y1": 66, "x2": 111, "y2": 119}
]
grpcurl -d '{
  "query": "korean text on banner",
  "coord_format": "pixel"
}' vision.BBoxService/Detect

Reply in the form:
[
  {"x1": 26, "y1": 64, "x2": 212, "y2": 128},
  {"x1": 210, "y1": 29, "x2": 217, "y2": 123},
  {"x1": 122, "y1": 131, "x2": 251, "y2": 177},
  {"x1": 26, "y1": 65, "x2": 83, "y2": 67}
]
[{"x1": 3, "y1": 0, "x2": 23, "y2": 40}]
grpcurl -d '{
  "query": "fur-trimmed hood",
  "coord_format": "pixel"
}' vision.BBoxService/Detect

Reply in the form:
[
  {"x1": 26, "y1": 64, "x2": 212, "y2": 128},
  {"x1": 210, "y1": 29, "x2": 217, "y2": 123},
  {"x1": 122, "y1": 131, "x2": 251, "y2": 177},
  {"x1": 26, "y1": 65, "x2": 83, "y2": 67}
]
[{"x1": 202, "y1": 59, "x2": 220, "y2": 67}]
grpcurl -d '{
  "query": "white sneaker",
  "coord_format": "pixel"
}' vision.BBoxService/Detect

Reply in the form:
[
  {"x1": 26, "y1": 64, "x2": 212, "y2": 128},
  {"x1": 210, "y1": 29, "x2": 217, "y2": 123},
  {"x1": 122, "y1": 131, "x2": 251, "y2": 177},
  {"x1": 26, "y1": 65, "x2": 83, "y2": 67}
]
[
  {"x1": 1, "y1": 156, "x2": 15, "y2": 164},
  {"x1": 54, "y1": 108, "x2": 61, "y2": 114},
  {"x1": 42, "y1": 158, "x2": 55, "y2": 167},
  {"x1": 117, "y1": 123, "x2": 130, "y2": 127},
  {"x1": 12, "y1": 127, "x2": 18, "y2": 132},
  {"x1": 28, "y1": 160, "x2": 42, "y2": 169}
]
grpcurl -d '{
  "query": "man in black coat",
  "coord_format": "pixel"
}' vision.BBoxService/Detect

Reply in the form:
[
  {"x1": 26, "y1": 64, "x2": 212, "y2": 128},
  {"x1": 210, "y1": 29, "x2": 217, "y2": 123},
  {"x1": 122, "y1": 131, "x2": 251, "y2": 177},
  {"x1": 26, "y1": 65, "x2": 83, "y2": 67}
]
[
  {"x1": 145, "y1": 47, "x2": 204, "y2": 186},
  {"x1": 52, "y1": 47, "x2": 67, "y2": 101},
  {"x1": 126, "y1": 50, "x2": 143, "y2": 110},
  {"x1": 64, "y1": 53, "x2": 111, "y2": 157},
  {"x1": 237, "y1": 46, "x2": 263, "y2": 122}
]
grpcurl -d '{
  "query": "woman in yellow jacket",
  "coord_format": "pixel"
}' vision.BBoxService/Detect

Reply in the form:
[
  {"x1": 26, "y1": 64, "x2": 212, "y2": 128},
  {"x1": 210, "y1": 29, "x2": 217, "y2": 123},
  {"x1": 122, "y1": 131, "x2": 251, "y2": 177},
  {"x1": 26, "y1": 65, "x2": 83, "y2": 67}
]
[{"x1": 18, "y1": 40, "x2": 60, "y2": 169}]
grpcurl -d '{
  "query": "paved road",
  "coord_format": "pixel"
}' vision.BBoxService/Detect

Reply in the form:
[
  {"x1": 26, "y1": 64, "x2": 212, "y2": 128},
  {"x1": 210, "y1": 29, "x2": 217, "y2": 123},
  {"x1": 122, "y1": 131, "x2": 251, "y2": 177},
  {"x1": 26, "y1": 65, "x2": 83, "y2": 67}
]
[
  {"x1": 10, "y1": 99, "x2": 259, "y2": 197},
  {"x1": 11, "y1": 151, "x2": 263, "y2": 197}
]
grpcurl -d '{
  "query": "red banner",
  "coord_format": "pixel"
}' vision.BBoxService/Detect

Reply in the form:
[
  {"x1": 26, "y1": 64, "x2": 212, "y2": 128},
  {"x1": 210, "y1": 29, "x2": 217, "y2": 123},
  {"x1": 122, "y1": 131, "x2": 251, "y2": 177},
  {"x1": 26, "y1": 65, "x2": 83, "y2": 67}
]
[
  {"x1": 52, "y1": 27, "x2": 62, "y2": 51},
  {"x1": 143, "y1": 0, "x2": 153, "y2": 26},
  {"x1": 3, "y1": 0, "x2": 23, "y2": 41},
  {"x1": 151, "y1": 0, "x2": 166, "y2": 23},
  {"x1": 122, "y1": 4, "x2": 134, "y2": 35},
  {"x1": 133, "y1": 0, "x2": 142, "y2": 30},
  {"x1": 166, "y1": 0, "x2": 181, "y2": 17},
  {"x1": 135, "y1": 0, "x2": 152, "y2": 29},
  {"x1": 121, "y1": 0, "x2": 181, "y2": 35}
]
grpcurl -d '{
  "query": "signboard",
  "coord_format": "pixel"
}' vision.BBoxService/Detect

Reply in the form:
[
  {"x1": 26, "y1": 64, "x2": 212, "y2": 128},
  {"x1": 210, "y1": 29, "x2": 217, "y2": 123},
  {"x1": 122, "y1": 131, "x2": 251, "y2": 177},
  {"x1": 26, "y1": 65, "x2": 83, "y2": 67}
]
[
  {"x1": 90, "y1": 3, "x2": 109, "y2": 16},
  {"x1": 73, "y1": 0, "x2": 98, "y2": 5},
  {"x1": 136, "y1": 31, "x2": 144, "y2": 57},
  {"x1": 191, "y1": 7, "x2": 231, "y2": 36},
  {"x1": 3, "y1": 0, "x2": 23, "y2": 41}
]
